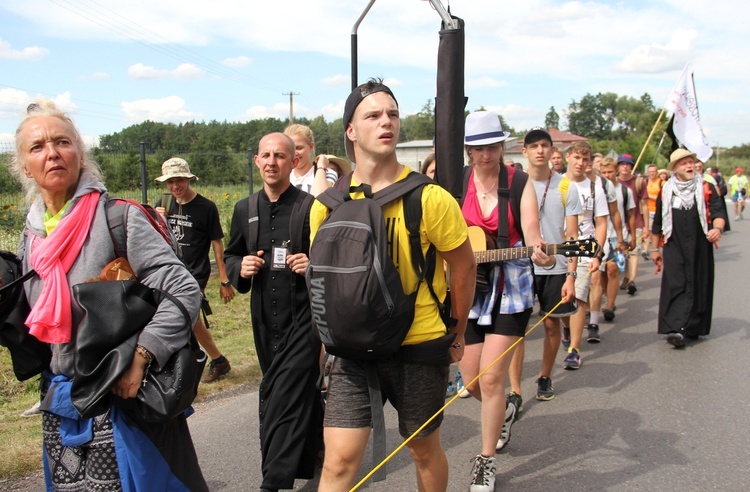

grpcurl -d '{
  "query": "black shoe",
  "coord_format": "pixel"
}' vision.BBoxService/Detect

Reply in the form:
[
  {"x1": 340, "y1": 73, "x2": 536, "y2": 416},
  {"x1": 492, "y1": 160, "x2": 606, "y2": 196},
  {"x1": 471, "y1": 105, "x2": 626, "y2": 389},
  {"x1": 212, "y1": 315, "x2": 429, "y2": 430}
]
[
  {"x1": 667, "y1": 332, "x2": 686, "y2": 348},
  {"x1": 506, "y1": 391, "x2": 523, "y2": 418},
  {"x1": 587, "y1": 324, "x2": 601, "y2": 343},
  {"x1": 627, "y1": 282, "x2": 637, "y2": 295},
  {"x1": 536, "y1": 376, "x2": 555, "y2": 401},
  {"x1": 603, "y1": 308, "x2": 615, "y2": 321}
]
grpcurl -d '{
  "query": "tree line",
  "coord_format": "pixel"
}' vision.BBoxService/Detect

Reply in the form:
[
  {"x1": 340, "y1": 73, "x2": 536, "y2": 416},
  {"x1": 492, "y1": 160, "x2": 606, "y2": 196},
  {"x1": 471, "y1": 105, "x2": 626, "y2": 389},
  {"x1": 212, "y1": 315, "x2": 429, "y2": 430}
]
[{"x1": 1, "y1": 91, "x2": 746, "y2": 196}]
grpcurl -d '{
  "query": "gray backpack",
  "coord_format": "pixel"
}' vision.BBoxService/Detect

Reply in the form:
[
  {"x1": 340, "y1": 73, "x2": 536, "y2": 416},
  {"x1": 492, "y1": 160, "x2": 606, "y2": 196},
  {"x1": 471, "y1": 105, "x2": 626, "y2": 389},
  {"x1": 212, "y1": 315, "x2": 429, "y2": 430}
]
[{"x1": 307, "y1": 171, "x2": 436, "y2": 360}]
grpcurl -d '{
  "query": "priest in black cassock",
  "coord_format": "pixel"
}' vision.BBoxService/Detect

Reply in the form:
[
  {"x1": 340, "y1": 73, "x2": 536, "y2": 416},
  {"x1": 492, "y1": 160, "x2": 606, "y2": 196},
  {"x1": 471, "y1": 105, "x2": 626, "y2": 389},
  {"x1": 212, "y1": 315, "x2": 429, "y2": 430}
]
[
  {"x1": 649, "y1": 149, "x2": 727, "y2": 348},
  {"x1": 225, "y1": 132, "x2": 322, "y2": 492}
]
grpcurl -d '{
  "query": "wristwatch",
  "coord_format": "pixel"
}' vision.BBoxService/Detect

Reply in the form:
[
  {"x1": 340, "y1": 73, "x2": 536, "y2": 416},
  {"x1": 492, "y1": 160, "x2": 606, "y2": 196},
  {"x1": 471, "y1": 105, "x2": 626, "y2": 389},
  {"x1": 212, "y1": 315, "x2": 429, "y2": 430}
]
[
  {"x1": 565, "y1": 271, "x2": 577, "y2": 279},
  {"x1": 220, "y1": 280, "x2": 232, "y2": 287}
]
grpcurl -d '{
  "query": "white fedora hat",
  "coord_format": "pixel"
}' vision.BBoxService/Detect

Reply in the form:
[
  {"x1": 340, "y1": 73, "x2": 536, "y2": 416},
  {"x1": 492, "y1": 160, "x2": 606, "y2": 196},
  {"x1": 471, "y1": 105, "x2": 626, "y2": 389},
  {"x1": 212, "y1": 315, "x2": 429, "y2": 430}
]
[{"x1": 465, "y1": 111, "x2": 511, "y2": 146}]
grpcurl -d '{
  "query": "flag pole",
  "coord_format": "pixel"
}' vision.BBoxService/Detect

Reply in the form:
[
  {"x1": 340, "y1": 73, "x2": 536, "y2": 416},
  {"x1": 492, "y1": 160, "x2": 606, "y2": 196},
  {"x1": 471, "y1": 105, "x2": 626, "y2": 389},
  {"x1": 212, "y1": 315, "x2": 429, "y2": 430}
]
[{"x1": 633, "y1": 107, "x2": 665, "y2": 174}]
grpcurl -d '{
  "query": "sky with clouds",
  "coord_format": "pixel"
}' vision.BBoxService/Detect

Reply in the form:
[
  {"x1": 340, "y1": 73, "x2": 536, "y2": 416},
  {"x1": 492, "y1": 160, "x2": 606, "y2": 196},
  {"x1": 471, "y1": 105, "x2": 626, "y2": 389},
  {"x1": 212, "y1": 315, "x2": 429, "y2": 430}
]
[{"x1": 1, "y1": 0, "x2": 747, "y2": 150}]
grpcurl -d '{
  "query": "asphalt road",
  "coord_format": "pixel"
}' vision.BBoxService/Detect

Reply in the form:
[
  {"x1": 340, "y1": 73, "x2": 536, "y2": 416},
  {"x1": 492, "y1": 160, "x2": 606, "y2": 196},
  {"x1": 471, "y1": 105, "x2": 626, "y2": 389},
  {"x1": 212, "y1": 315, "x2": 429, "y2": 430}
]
[{"x1": 6, "y1": 216, "x2": 749, "y2": 491}]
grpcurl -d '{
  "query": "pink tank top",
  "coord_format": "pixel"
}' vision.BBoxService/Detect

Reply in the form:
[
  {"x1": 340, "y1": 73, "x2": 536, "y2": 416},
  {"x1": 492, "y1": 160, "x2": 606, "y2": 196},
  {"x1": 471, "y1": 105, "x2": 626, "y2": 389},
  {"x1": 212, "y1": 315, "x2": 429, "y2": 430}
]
[{"x1": 462, "y1": 166, "x2": 521, "y2": 246}]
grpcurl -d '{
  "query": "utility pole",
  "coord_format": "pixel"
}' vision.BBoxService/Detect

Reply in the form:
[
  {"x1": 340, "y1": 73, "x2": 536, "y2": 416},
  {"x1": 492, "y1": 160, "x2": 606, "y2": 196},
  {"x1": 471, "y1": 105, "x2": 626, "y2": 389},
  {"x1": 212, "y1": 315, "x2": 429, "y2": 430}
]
[{"x1": 283, "y1": 91, "x2": 299, "y2": 124}]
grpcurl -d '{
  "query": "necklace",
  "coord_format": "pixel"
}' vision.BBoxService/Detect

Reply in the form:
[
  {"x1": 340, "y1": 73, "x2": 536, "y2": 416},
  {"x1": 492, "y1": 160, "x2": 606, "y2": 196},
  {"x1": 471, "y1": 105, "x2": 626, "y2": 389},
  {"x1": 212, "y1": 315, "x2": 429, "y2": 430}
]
[{"x1": 475, "y1": 176, "x2": 498, "y2": 200}]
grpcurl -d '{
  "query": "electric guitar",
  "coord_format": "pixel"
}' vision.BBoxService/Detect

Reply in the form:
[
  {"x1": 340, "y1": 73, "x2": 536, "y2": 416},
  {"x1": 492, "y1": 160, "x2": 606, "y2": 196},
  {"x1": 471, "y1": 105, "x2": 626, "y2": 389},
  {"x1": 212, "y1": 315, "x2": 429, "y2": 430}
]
[{"x1": 468, "y1": 226, "x2": 599, "y2": 264}]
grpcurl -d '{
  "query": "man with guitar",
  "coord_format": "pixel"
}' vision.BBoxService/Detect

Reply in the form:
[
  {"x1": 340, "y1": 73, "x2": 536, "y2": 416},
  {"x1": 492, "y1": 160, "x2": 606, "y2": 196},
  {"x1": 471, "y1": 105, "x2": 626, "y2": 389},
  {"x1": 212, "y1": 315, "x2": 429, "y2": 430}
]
[
  {"x1": 562, "y1": 141, "x2": 609, "y2": 370},
  {"x1": 508, "y1": 127, "x2": 583, "y2": 402}
]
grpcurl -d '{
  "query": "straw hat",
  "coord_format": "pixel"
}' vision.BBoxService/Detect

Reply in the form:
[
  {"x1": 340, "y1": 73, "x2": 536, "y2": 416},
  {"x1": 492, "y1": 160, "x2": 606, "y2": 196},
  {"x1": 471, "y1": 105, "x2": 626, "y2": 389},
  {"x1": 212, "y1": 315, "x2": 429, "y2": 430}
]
[{"x1": 667, "y1": 149, "x2": 697, "y2": 171}]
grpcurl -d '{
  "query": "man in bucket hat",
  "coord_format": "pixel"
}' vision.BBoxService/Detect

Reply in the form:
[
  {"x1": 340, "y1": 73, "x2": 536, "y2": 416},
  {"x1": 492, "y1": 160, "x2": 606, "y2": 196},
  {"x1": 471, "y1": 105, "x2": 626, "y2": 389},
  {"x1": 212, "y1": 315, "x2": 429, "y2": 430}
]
[{"x1": 155, "y1": 157, "x2": 235, "y2": 383}]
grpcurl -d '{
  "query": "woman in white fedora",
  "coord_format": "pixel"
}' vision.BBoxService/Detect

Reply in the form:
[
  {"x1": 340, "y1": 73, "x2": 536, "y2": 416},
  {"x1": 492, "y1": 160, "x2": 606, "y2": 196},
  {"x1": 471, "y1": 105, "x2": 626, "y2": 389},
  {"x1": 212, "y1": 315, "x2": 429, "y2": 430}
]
[{"x1": 458, "y1": 111, "x2": 553, "y2": 491}]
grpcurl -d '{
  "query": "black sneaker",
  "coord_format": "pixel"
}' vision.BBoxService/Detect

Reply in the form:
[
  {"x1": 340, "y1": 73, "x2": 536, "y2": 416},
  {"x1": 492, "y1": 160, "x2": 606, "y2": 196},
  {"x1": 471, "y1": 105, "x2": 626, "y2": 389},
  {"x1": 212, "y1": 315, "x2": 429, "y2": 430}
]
[
  {"x1": 536, "y1": 376, "x2": 555, "y2": 401},
  {"x1": 587, "y1": 324, "x2": 601, "y2": 343},
  {"x1": 506, "y1": 391, "x2": 523, "y2": 417},
  {"x1": 667, "y1": 332, "x2": 686, "y2": 348},
  {"x1": 603, "y1": 308, "x2": 615, "y2": 321},
  {"x1": 627, "y1": 282, "x2": 637, "y2": 295}
]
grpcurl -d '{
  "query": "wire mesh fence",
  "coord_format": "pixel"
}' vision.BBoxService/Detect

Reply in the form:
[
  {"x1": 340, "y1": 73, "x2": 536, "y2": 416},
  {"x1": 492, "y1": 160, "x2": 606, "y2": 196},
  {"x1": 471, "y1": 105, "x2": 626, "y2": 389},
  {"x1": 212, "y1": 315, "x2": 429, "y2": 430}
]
[{"x1": 0, "y1": 141, "x2": 260, "y2": 235}]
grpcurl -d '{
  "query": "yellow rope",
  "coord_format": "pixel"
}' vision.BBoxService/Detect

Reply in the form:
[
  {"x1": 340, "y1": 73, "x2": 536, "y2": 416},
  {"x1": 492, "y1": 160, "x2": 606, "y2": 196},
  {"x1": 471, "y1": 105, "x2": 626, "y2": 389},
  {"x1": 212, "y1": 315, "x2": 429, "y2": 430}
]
[{"x1": 350, "y1": 260, "x2": 604, "y2": 491}]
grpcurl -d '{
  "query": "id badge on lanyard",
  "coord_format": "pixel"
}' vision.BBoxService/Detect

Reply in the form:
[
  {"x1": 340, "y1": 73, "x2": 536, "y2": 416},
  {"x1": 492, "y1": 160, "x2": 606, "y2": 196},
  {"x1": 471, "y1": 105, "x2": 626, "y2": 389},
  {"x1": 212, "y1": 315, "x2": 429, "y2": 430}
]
[{"x1": 271, "y1": 240, "x2": 291, "y2": 270}]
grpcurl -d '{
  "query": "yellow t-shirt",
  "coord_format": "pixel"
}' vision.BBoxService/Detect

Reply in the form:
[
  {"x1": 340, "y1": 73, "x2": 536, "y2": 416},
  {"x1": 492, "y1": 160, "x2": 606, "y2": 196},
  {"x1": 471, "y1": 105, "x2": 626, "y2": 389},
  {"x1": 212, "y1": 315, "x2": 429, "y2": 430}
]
[
  {"x1": 43, "y1": 201, "x2": 71, "y2": 236},
  {"x1": 310, "y1": 167, "x2": 468, "y2": 345}
]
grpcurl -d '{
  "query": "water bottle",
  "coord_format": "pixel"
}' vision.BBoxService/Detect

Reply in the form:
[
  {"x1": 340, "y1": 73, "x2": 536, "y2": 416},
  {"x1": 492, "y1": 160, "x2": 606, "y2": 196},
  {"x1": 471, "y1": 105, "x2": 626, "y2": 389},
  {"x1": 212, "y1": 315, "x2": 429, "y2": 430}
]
[{"x1": 615, "y1": 251, "x2": 626, "y2": 272}]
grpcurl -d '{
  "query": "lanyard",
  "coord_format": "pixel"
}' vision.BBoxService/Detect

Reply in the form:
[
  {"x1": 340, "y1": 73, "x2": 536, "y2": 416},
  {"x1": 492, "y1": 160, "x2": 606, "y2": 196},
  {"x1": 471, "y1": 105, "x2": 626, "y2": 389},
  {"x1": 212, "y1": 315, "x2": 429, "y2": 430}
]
[{"x1": 538, "y1": 172, "x2": 553, "y2": 214}]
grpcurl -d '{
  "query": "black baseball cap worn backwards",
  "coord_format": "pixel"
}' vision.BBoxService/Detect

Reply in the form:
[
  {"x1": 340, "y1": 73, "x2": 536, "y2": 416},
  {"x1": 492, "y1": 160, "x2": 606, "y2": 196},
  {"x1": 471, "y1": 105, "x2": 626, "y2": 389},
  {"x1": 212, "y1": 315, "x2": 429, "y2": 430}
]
[{"x1": 342, "y1": 81, "x2": 398, "y2": 162}]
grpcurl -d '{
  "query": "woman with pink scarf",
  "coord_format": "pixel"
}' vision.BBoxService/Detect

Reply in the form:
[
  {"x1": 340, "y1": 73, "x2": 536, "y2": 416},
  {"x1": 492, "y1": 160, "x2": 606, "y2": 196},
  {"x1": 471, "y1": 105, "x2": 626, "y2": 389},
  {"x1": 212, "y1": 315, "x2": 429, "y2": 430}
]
[{"x1": 11, "y1": 100, "x2": 207, "y2": 491}]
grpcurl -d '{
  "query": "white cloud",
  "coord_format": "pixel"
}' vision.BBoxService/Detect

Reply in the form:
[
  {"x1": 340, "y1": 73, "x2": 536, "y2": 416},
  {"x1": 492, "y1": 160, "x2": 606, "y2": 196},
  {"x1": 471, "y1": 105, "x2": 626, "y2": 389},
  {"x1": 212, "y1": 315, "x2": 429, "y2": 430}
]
[
  {"x1": 121, "y1": 96, "x2": 201, "y2": 124},
  {"x1": 0, "y1": 89, "x2": 78, "y2": 121},
  {"x1": 322, "y1": 75, "x2": 350, "y2": 88},
  {"x1": 128, "y1": 63, "x2": 204, "y2": 80},
  {"x1": 617, "y1": 28, "x2": 696, "y2": 74},
  {"x1": 0, "y1": 38, "x2": 48, "y2": 61},
  {"x1": 320, "y1": 101, "x2": 345, "y2": 122},
  {"x1": 51, "y1": 92, "x2": 79, "y2": 115},
  {"x1": 466, "y1": 77, "x2": 509, "y2": 90},
  {"x1": 0, "y1": 88, "x2": 31, "y2": 120},
  {"x1": 221, "y1": 56, "x2": 251, "y2": 68},
  {"x1": 77, "y1": 71, "x2": 110, "y2": 82},
  {"x1": 240, "y1": 101, "x2": 296, "y2": 122},
  {"x1": 480, "y1": 104, "x2": 542, "y2": 131}
]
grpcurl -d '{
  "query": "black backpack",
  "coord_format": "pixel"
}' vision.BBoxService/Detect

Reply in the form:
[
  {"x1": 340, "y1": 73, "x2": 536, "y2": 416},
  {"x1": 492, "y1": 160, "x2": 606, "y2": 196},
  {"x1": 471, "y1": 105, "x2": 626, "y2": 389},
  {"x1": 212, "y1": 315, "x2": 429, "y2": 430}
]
[
  {"x1": 307, "y1": 171, "x2": 439, "y2": 360},
  {"x1": 0, "y1": 249, "x2": 51, "y2": 381}
]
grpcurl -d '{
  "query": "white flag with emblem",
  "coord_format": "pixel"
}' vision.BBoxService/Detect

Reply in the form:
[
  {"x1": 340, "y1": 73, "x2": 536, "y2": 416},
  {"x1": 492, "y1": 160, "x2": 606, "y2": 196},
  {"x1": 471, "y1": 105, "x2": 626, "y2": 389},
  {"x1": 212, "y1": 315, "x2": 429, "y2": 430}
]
[{"x1": 664, "y1": 64, "x2": 713, "y2": 162}]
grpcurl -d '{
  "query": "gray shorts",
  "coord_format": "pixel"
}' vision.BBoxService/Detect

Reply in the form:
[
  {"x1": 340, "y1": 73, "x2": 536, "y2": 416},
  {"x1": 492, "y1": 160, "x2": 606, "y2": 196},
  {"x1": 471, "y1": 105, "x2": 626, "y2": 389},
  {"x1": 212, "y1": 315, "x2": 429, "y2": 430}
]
[
  {"x1": 574, "y1": 259, "x2": 593, "y2": 302},
  {"x1": 324, "y1": 356, "x2": 449, "y2": 439}
]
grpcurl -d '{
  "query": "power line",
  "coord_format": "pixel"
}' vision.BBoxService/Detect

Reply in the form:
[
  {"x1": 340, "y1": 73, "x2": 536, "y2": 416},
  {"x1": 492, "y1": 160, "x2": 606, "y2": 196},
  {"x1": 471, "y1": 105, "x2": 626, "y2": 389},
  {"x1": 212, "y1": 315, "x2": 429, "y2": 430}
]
[{"x1": 47, "y1": 0, "x2": 285, "y2": 93}]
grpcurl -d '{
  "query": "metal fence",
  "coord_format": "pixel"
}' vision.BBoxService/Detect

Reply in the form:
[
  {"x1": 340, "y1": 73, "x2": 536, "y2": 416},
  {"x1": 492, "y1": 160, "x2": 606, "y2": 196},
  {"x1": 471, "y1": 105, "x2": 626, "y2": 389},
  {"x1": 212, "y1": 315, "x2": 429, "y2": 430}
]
[{"x1": 1, "y1": 141, "x2": 259, "y2": 229}]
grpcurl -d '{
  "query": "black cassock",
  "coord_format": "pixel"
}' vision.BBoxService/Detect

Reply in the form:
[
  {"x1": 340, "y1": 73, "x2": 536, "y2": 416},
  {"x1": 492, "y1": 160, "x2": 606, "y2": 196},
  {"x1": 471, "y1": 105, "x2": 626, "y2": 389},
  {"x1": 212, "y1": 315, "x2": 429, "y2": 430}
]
[
  {"x1": 652, "y1": 182, "x2": 726, "y2": 337},
  {"x1": 225, "y1": 187, "x2": 323, "y2": 490}
]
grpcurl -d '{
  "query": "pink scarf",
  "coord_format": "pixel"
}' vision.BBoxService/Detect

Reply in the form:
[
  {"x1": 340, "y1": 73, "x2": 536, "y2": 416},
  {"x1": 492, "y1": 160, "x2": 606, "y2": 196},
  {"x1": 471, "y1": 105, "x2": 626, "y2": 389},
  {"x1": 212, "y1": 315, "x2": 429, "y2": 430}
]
[{"x1": 27, "y1": 191, "x2": 101, "y2": 344}]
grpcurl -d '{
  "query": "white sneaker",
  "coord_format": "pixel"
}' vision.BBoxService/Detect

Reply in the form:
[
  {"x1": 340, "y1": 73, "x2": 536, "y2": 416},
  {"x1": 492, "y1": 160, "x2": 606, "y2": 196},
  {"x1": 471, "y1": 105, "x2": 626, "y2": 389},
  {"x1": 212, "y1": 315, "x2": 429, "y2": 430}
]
[
  {"x1": 459, "y1": 388, "x2": 471, "y2": 398},
  {"x1": 469, "y1": 454, "x2": 496, "y2": 492},
  {"x1": 495, "y1": 401, "x2": 517, "y2": 451},
  {"x1": 21, "y1": 401, "x2": 41, "y2": 418}
]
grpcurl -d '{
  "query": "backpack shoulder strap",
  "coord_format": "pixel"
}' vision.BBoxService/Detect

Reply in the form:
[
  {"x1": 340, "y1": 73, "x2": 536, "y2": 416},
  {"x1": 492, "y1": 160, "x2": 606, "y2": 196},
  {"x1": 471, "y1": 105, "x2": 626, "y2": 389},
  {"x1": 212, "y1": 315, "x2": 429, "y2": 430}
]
[
  {"x1": 496, "y1": 165, "x2": 511, "y2": 249},
  {"x1": 105, "y1": 197, "x2": 131, "y2": 258},
  {"x1": 508, "y1": 168, "x2": 527, "y2": 240},
  {"x1": 559, "y1": 176, "x2": 570, "y2": 209},
  {"x1": 460, "y1": 165, "x2": 472, "y2": 207},
  {"x1": 106, "y1": 197, "x2": 174, "y2": 260},
  {"x1": 246, "y1": 192, "x2": 262, "y2": 254},
  {"x1": 290, "y1": 190, "x2": 314, "y2": 254},
  {"x1": 372, "y1": 172, "x2": 432, "y2": 207}
]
